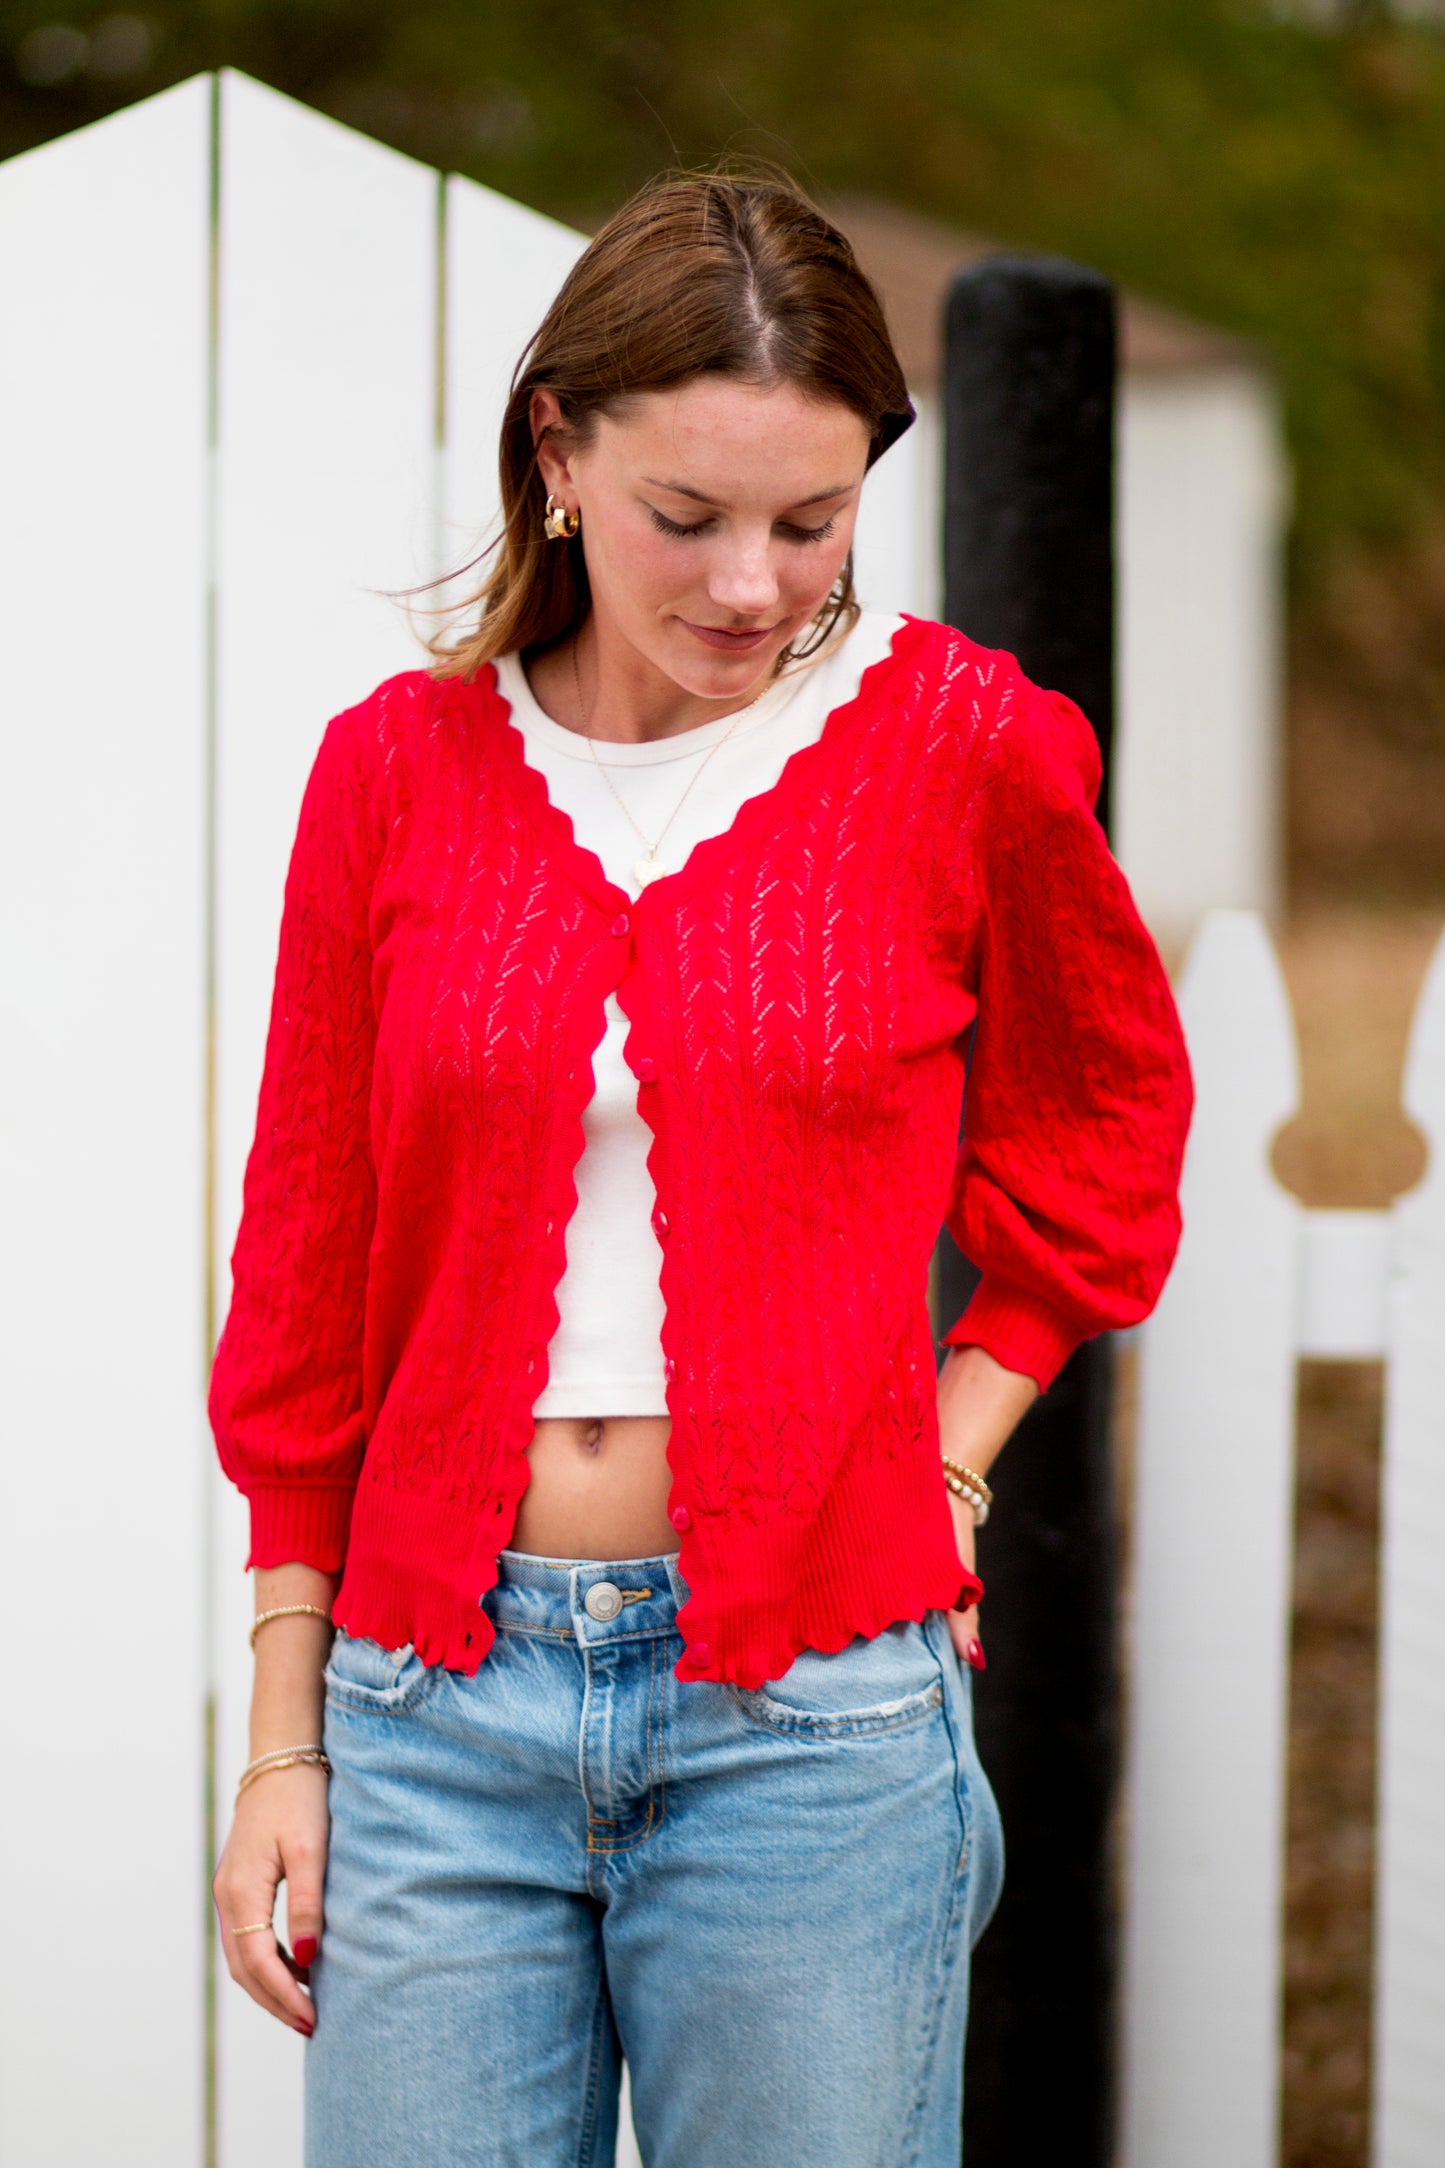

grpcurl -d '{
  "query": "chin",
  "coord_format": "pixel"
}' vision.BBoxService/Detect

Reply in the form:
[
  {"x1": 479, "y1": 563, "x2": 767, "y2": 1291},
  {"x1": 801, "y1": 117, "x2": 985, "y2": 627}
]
[
  {"x1": 663, "y1": 623, "x2": 800, "y2": 691},
  {"x1": 693, "y1": 659, "x2": 781, "y2": 702}
]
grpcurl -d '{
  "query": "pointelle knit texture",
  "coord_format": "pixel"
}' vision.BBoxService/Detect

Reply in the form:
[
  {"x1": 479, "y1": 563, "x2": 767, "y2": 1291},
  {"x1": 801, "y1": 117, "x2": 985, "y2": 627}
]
[{"x1": 208, "y1": 613, "x2": 1193, "y2": 1688}]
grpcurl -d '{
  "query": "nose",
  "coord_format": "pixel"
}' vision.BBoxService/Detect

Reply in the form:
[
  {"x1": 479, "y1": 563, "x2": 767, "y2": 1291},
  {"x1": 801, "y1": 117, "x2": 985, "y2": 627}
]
[{"x1": 707, "y1": 531, "x2": 780, "y2": 620}]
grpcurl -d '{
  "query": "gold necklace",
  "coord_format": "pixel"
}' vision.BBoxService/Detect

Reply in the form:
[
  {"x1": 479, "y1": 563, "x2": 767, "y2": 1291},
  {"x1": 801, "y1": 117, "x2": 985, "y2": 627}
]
[{"x1": 570, "y1": 641, "x2": 769, "y2": 889}]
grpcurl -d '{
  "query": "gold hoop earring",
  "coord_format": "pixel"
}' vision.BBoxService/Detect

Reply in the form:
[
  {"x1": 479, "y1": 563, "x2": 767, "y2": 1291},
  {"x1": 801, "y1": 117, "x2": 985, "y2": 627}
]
[{"x1": 543, "y1": 493, "x2": 580, "y2": 541}]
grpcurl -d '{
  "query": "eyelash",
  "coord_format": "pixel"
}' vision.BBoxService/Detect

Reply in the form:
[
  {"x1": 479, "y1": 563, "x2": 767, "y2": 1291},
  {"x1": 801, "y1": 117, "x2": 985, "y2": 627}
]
[{"x1": 647, "y1": 508, "x2": 838, "y2": 545}]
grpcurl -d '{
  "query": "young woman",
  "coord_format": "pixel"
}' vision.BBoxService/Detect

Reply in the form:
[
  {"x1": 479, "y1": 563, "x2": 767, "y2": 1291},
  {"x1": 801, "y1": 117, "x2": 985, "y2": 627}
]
[{"x1": 209, "y1": 170, "x2": 1192, "y2": 2167}]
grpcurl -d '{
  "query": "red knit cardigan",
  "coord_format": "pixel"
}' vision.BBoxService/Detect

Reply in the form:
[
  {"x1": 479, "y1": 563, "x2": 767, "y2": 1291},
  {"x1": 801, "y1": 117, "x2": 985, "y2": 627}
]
[{"x1": 208, "y1": 615, "x2": 1192, "y2": 1688}]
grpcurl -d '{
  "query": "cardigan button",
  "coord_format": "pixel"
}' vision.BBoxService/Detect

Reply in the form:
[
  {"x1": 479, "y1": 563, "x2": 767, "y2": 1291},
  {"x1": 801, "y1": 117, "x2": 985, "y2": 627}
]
[
  {"x1": 669, "y1": 1503, "x2": 691, "y2": 1532},
  {"x1": 663, "y1": 1357, "x2": 677, "y2": 1385},
  {"x1": 610, "y1": 911, "x2": 630, "y2": 937},
  {"x1": 635, "y1": 1056, "x2": 658, "y2": 1083},
  {"x1": 652, "y1": 1208, "x2": 669, "y2": 1239},
  {"x1": 691, "y1": 1641, "x2": 713, "y2": 1669}
]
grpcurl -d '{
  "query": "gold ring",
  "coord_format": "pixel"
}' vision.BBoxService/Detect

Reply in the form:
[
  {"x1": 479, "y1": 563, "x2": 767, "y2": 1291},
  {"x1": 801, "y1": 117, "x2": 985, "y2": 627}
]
[{"x1": 232, "y1": 1921, "x2": 273, "y2": 1937}]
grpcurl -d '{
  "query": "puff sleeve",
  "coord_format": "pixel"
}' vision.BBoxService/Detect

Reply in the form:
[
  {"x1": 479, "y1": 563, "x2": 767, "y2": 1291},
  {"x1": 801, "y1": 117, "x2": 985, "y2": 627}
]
[
  {"x1": 943, "y1": 672, "x2": 1193, "y2": 1389},
  {"x1": 207, "y1": 695, "x2": 387, "y2": 1570}
]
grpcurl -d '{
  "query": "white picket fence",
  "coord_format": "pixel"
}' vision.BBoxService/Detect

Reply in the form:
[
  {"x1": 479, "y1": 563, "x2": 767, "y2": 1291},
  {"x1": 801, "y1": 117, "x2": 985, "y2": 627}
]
[
  {"x1": 0, "y1": 66, "x2": 592, "y2": 2168},
  {"x1": 1126, "y1": 909, "x2": 1445, "y2": 2168},
  {"x1": 2, "y1": 66, "x2": 1441, "y2": 2168}
]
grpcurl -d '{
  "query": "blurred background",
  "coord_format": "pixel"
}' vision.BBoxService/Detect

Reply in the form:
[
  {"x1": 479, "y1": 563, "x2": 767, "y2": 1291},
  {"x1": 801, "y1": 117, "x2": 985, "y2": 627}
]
[
  {"x1": 4, "y1": 6, "x2": 1442, "y2": 2164},
  {"x1": 6, "y1": 0, "x2": 1445, "y2": 905}
]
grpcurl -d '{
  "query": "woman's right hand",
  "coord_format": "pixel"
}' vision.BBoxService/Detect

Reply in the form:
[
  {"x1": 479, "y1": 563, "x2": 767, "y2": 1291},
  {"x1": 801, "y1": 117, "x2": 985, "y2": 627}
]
[
  {"x1": 213, "y1": 1763, "x2": 331, "y2": 2035},
  {"x1": 216, "y1": 1560, "x2": 342, "y2": 2034}
]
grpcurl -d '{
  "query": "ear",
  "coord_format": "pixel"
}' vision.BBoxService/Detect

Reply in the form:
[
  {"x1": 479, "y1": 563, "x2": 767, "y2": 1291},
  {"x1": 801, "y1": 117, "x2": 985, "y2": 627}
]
[{"x1": 530, "y1": 388, "x2": 574, "y2": 500}]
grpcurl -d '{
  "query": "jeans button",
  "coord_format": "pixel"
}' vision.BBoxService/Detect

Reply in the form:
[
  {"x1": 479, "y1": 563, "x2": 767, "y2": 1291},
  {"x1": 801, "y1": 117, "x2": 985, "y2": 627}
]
[{"x1": 584, "y1": 1581, "x2": 624, "y2": 1622}]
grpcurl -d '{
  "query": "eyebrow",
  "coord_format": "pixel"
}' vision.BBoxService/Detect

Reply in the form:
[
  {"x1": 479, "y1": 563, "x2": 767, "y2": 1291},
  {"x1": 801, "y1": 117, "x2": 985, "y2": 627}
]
[{"x1": 641, "y1": 477, "x2": 856, "y2": 511}]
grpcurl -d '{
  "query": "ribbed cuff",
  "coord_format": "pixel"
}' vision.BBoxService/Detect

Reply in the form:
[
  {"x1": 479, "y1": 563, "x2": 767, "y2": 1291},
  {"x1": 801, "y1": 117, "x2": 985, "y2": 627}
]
[
  {"x1": 245, "y1": 1484, "x2": 356, "y2": 1573},
  {"x1": 942, "y1": 1274, "x2": 1088, "y2": 1392}
]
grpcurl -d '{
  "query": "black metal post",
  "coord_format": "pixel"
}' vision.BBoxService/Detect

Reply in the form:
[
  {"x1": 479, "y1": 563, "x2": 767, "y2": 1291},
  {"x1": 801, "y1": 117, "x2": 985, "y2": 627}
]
[{"x1": 936, "y1": 256, "x2": 1120, "y2": 2168}]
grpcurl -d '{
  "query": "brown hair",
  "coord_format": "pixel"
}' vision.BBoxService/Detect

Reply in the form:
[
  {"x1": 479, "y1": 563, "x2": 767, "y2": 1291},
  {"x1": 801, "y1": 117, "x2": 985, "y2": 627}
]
[{"x1": 426, "y1": 166, "x2": 914, "y2": 681}]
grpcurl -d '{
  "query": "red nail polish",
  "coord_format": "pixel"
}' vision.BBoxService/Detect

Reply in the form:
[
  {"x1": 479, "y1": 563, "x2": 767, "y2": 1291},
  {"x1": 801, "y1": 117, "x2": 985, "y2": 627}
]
[
  {"x1": 296, "y1": 2020, "x2": 315, "y2": 2038},
  {"x1": 293, "y1": 1936, "x2": 318, "y2": 1967},
  {"x1": 965, "y1": 1639, "x2": 987, "y2": 1672}
]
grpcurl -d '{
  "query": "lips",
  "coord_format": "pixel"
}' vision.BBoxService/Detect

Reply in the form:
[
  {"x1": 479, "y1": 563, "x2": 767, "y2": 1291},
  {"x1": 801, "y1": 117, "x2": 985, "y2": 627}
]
[{"x1": 680, "y1": 619, "x2": 775, "y2": 653}]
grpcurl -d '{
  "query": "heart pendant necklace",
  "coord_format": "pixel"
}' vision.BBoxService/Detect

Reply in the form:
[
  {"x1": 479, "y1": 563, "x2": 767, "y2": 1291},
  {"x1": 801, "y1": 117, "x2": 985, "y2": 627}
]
[{"x1": 571, "y1": 639, "x2": 768, "y2": 891}]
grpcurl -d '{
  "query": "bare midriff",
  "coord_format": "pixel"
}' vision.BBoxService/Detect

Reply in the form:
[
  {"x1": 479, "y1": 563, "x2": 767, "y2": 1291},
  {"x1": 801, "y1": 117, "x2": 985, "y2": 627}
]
[{"x1": 510, "y1": 1415, "x2": 679, "y2": 1559}]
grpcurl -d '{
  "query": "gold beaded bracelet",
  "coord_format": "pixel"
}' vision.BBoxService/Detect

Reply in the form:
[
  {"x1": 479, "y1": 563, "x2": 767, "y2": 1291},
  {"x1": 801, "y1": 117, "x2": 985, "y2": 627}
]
[
  {"x1": 940, "y1": 1458, "x2": 993, "y2": 1526},
  {"x1": 941, "y1": 1457, "x2": 993, "y2": 1503},
  {"x1": 249, "y1": 1604, "x2": 333, "y2": 1650}
]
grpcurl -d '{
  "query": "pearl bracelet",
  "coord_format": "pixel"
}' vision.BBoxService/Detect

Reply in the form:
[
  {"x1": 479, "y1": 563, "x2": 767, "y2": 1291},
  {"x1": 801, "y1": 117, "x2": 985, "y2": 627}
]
[{"x1": 940, "y1": 1457, "x2": 992, "y2": 1526}]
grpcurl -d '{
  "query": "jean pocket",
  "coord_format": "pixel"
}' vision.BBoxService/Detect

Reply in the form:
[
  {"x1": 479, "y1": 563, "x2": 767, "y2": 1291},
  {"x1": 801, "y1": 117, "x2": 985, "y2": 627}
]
[
  {"x1": 729, "y1": 1618, "x2": 947, "y2": 1738},
  {"x1": 323, "y1": 1627, "x2": 440, "y2": 1714}
]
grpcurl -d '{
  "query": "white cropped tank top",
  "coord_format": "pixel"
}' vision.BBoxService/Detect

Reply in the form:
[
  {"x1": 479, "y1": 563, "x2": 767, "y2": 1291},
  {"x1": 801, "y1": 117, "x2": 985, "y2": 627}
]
[{"x1": 495, "y1": 609, "x2": 904, "y2": 1417}]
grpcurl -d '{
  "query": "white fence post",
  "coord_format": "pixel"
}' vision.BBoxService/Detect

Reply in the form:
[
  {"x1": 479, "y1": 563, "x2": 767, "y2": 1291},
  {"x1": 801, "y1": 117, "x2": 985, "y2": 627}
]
[
  {"x1": 442, "y1": 173, "x2": 584, "y2": 575},
  {"x1": 1373, "y1": 935, "x2": 1445, "y2": 2168},
  {"x1": 205, "y1": 81, "x2": 629, "y2": 2168},
  {"x1": 0, "y1": 79, "x2": 211, "y2": 2167},
  {"x1": 1124, "y1": 910, "x2": 1303, "y2": 2168},
  {"x1": 209, "y1": 69, "x2": 442, "y2": 2166},
  {"x1": 852, "y1": 388, "x2": 942, "y2": 620},
  {"x1": 1127, "y1": 906, "x2": 1445, "y2": 2168}
]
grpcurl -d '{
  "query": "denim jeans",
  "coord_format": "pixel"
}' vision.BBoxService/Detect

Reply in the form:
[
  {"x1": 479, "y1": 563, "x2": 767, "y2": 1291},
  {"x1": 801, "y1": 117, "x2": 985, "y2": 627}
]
[{"x1": 306, "y1": 1549, "x2": 1003, "y2": 2167}]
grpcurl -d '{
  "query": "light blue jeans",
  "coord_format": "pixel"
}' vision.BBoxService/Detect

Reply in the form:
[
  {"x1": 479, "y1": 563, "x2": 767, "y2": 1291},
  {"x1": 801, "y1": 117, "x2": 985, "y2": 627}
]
[{"x1": 306, "y1": 1549, "x2": 1003, "y2": 2167}]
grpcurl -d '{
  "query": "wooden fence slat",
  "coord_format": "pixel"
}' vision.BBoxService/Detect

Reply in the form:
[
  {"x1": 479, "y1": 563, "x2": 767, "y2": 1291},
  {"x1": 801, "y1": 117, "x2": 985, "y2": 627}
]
[
  {"x1": 853, "y1": 389, "x2": 942, "y2": 619},
  {"x1": 1124, "y1": 909, "x2": 1301, "y2": 2168},
  {"x1": 210, "y1": 70, "x2": 440, "y2": 2165},
  {"x1": 0, "y1": 80, "x2": 211, "y2": 2166},
  {"x1": 441, "y1": 174, "x2": 584, "y2": 573},
  {"x1": 1298, "y1": 1209, "x2": 1389, "y2": 1360},
  {"x1": 1373, "y1": 928, "x2": 1445, "y2": 2168}
]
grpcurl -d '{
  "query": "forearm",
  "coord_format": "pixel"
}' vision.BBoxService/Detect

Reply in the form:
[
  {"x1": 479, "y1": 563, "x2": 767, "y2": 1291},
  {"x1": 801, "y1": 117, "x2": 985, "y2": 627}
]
[
  {"x1": 936, "y1": 1343, "x2": 1038, "y2": 1481},
  {"x1": 249, "y1": 1562, "x2": 342, "y2": 1760}
]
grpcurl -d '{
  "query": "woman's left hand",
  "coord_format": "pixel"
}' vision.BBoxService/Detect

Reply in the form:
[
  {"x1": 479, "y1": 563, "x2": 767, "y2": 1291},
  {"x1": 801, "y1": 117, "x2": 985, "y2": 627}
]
[
  {"x1": 943, "y1": 1490, "x2": 986, "y2": 1671},
  {"x1": 935, "y1": 1344, "x2": 1037, "y2": 1675}
]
